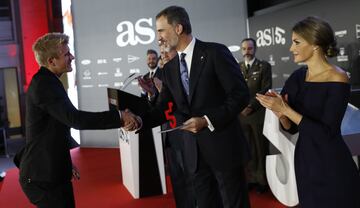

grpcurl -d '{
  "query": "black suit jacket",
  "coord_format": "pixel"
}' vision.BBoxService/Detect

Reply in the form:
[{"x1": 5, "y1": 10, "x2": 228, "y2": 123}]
[
  {"x1": 20, "y1": 67, "x2": 121, "y2": 182},
  {"x1": 239, "y1": 58, "x2": 272, "y2": 123},
  {"x1": 144, "y1": 40, "x2": 250, "y2": 172}
]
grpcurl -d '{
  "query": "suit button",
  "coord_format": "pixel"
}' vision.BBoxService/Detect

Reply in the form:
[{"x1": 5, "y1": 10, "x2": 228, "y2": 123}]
[{"x1": 27, "y1": 178, "x2": 31, "y2": 183}]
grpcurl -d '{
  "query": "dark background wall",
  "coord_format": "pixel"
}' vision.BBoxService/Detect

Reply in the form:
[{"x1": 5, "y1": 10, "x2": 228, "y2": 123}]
[
  {"x1": 247, "y1": 0, "x2": 299, "y2": 16},
  {"x1": 248, "y1": 0, "x2": 360, "y2": 89}
]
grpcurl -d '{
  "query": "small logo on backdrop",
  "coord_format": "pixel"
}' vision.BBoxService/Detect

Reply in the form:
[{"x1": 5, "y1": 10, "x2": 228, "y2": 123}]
[
  {"x1": 113, "y1": 57, "x2": 122, "y2": 63},
  {"x1": 83, "y1": 69, "x2": 91, "y2": 80},
  {"x1": 228, "y1": 45, "x2": 240, "y2": 52},
  {"x1": 129, "y1": 68, "x2": 140, "y2": 74},
  {"x1": 128, "y1": 55, "x2": 140, "y2": 63},
  {"x1": 337, "y1": 47, "x2": 348, "y2": 62},
  {"x1": 335, "y1": 30, "x2": 347, "y2": 38},
  {"x1": 97, "y1": 59, "x2": 107, "y2": 64},
  {"x1": 98, "y1": 84, "x2": 109, "y2": 88},
  {"x1": 356, "y1": 24, "x2": 360, "y2": 39},
  {"x1": 268, "y1": 55, "x2": 275, "y2": 66},
  {"x1": 81, "y1": 59, "x2": 91, "y2": 65},
  {"x1": 281, "y1": 56, "x2": 290, "y2": 62},
  {"x1": 97, "y1": 72, "x2": 108, "y2": 76},
  {"x1": 114, "y1": 68, "x2": 123, "y2": 77}
]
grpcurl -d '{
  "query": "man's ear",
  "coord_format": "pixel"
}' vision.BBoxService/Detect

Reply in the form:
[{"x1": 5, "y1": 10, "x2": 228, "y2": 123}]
[
  {"x1": 47, "y1": 57, "x2": 55, "y2": 67},
  {"x1": 175, "y1": 24, "x2": 183, "y2": 35}
]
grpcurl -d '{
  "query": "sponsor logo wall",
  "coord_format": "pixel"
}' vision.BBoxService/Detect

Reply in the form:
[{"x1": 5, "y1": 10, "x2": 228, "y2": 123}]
[{"x1": 249, "y1": 0, "x2": 360, "y2": 88}]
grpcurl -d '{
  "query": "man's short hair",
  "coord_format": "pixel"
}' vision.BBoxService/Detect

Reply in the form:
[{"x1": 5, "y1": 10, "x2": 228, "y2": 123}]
[
  {"x1": 241, "y1": 38, "x2": 257, "y2": 51},
  {"x1": 147, "y1": 49, "x2": 158, "y2": 57},
  {"x1": 32, "y1": 33, "x2": 69, "y2": 66},
  {"x1": 156, "y1": 6, "x2": 192, "y2": 35}
]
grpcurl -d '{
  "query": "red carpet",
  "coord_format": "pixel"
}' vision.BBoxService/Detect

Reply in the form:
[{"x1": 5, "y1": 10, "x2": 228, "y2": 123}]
[{"x1": 0, "y1": 148, "x2": 286, "y2": 208}]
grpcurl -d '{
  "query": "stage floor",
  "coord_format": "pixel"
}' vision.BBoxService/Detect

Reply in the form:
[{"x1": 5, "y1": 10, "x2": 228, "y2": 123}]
[{"x1": 0, "y1": 147, "x2": 286, "y2": 208}]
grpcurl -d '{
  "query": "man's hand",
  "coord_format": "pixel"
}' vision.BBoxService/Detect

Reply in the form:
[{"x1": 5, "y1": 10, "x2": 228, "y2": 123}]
[
  {"x1": 241, "y1": 106, "x2": 253, "y2": 116},
  {"x1": 121, "y1": 109, "x2": 142, "y2": 131},
  {"x1": 181, "y1": 117, "x2": 208, "y2": 133},
  {"x1": 153, "y1": 77, "x2": 163, "y2": 92},
  {"x1": 72, "y1": 164, "x2": 80, "y2": 180},
  {"x1": 138, "y1": 76, "x2": 157, "y2": 96}
]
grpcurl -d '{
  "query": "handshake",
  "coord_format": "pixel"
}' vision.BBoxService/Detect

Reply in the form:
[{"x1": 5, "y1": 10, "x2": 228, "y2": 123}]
[{"x1": 121, "y1": 109, "x2": 142, "y2": 131}]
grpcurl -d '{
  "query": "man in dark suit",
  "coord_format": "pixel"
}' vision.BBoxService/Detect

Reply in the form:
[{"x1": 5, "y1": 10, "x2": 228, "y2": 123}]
[
  {"x1": 19, "y1": 33, "x2": 140, "y2": 208},
  {"x1": 140, "y1": 49, "x2": 162, "y2": 100},
  {"x1": 138, "y1": 6, "x2": 251, "y2": 208},
  {"x1": 239, "y1": 38, "x2": 272, "y2": 194}
]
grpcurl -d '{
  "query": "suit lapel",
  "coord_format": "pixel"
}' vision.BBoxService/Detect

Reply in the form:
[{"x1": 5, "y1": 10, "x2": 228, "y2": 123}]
[
  {"x1": 188, "y1": 40, "x2": 206, "y2": 103},
  {"x1": 240, "y1": 62, "x2": 247, "y2": 76},
  {"x1": 154, "y1": 67, "x2": 162, "y2": 79}
]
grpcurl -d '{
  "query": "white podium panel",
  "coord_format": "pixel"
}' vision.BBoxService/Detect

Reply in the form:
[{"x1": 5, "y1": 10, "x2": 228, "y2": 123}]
[
  {"x1": 263, "y1": 109, "x2": 299, "y2": 207},
  {"x1": 118, "y1": 126, "x2": 166, "y2": 199}
]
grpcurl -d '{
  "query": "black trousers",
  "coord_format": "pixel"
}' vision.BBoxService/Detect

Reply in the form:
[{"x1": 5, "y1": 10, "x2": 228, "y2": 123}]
[
  {"x1": 165, "y1": 147, "x2": 196, "y2": 208},
  {"x1": 19, "y1": 178, "x2": 75, "y2": 208},
  {"x1": 241, "y1": 121, "x2": 268, "y2": 185},
  {"x1": 191, "y1": 152, "x2": 251, "y2": 208}
]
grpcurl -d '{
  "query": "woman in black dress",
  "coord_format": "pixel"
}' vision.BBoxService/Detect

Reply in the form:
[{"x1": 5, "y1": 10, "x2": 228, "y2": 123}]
[{"x1": 256, "y1": 16, "x2": 360, "y2": 207}]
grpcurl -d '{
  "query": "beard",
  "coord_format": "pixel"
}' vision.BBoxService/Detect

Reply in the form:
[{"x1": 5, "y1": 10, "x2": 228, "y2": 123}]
[
  {"x1": 243, "y1": 54, "x2": 254, "y2": 61},
  {"x1": 167, "y1": 35, "x2": 179, "y2": 51},
  {"x1": 148, "y1": 63, "x2": 157, "y2": 69}
]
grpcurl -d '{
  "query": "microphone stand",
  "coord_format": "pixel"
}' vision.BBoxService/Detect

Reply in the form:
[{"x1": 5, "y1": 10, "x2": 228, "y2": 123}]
[{"x1": 121, "y1": 74, "x2": 142, "y2": 90}]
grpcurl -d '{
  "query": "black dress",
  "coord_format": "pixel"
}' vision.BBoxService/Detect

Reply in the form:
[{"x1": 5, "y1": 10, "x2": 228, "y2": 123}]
[{"x1": 281, "y1": 68, "x2": 360, "y2": 208}]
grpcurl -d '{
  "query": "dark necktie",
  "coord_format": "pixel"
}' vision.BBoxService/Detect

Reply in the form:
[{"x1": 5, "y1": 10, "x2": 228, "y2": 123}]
[
  {"x1": 180, "y1": 53, "x2": 189, "y2": 96},
  {"x1": 149, "y1": 71, "x2": 154, "y2": 79},
  {"x1": 246, "y1": 64, "x2": 251, "y2": 75}
]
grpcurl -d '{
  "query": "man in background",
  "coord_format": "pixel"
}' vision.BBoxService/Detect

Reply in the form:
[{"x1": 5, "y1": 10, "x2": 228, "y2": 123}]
[
  {"x1": 140, "y1": 49, "x2": 161, "y2": 100},
  {"x1": 239, "y1": 37, "x2": 272, "y2": 194}
]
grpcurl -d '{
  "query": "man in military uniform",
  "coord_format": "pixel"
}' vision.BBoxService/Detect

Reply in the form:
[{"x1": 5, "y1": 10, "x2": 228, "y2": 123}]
[{"x1": 239, "y1": 38, "x2": 272, "y2": 194}]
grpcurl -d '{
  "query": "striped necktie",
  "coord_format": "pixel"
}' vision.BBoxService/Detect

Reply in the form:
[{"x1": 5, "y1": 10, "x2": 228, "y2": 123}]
[{"x1": 180, "y1": 53, "x2": 189, "y2": 96}]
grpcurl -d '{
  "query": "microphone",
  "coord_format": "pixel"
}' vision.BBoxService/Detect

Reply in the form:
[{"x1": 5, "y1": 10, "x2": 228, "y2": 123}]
[
  {"x1": 122, "y1": 73, "x2": 136, "y2": 85},
  {"x1": 121, "y1": 73, "x2": 141, "y2": 90}
]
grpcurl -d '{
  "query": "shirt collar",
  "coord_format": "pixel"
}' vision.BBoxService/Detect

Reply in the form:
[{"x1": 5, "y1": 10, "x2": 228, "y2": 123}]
[
  {"x1": 245, "y1": 58, "x2": 255, "y2": 67},
  {"x1": 149, "y1": 68, "x2": 157, "y2": 74},
  {"x1": 177, "y1": 37, "x2": 195, "y2": 59}
]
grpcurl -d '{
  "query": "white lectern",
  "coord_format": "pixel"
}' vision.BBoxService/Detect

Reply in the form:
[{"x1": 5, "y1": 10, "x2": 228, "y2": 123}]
[
  {"x1": 118, "y1": 127, "x2": 166, "y2": 198},
  {"x1": 107, "y1": 88, "x2": 167, "y2": 198}
]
